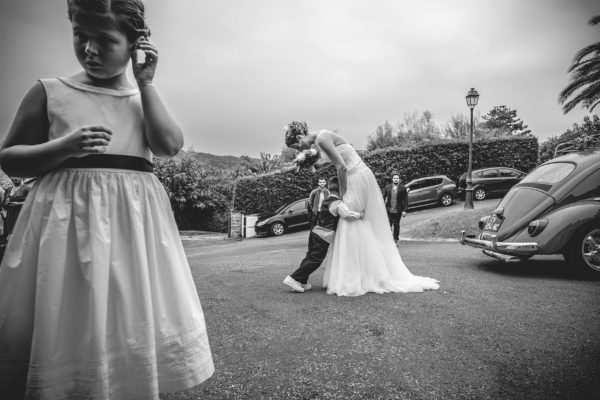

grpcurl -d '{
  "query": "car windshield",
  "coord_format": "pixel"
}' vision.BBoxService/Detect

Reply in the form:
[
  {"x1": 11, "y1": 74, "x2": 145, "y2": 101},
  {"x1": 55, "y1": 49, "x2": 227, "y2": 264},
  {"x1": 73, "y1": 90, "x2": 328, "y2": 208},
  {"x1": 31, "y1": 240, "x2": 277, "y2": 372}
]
[
  {"x1": 520, "y1": 162, "x2": 575, "y2": 185},
  {"x1": 274, "y1": 204, "x2": 288, "y2": 214}
]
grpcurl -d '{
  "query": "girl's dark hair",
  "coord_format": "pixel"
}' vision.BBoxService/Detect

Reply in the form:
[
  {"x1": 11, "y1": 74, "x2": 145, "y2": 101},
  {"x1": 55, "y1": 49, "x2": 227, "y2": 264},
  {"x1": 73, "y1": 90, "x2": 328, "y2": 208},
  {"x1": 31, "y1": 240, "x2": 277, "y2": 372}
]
[
  {"x1": 67, "y1": 0, "x2": 151, "y2": 41},
  {"x1": 284, "y1": 120, "x2": 308, "y2": 147}
]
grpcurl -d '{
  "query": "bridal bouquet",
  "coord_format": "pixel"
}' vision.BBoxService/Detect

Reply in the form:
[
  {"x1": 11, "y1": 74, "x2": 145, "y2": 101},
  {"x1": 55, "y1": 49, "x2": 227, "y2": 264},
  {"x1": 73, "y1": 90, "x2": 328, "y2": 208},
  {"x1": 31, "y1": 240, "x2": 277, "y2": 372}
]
[{"x1": 294, "y1": 147, "x2": 320, "y2": 173}]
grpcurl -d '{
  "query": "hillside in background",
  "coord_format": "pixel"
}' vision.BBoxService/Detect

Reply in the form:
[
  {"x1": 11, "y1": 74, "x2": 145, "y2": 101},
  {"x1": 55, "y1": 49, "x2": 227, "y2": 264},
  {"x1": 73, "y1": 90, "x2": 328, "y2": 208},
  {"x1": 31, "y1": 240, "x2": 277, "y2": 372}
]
[
  {"x1": 0, "y1": 151, "x2": 254, "y2": 186},
  {"x1": 187, "y1": 151, "x2": 247, "y2": 170}
]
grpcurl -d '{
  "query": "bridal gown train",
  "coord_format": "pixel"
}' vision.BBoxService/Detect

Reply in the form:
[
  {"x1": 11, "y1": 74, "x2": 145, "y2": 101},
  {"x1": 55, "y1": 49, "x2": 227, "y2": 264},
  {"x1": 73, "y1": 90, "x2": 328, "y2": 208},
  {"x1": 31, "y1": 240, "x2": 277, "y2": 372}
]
[{"x1": 320, "y1": 142, "x2": 439, "y2": 296}]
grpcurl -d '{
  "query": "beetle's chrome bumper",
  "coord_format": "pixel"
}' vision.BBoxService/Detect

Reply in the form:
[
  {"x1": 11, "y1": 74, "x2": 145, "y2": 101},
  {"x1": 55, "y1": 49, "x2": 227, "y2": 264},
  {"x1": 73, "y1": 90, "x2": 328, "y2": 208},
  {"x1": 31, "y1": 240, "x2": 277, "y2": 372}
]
[{"x1": 460, "y1": 230, "x2": 539, "y2": 256}]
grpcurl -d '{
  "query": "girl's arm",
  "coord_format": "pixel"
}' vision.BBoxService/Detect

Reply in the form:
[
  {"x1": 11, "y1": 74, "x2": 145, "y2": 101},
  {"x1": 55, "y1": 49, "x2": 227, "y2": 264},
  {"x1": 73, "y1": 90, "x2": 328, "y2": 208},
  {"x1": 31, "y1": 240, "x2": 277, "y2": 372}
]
[
  {"x1": 315, "y1": 131, "x2": 348, "y2": 197},
  {"x1": 0, "y1": 83, "x2": 113, "y2": 177},
  {"x1": 138, "y1": 85, "x2": 184, "y2": 157},
  {"x1": 133, "y1": 39, "x2": 184, "y2": 158}
]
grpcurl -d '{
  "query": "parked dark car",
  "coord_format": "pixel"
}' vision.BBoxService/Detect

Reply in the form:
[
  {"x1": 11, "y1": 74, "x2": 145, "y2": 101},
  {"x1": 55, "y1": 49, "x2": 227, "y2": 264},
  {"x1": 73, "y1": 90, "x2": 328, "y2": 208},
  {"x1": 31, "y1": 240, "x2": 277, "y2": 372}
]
[
  {"x1": 255, "y1": 198, "x2": 310, "y2": 236},
  {"x1": 457, "y1": 167, "x2": 525, "y2": 201},
  {"x1": 405, "y1": 175, "x2": 457, "y2": 208},
  {"x1": 461, "y1": 140, "x2": 600, "y2": 277}
]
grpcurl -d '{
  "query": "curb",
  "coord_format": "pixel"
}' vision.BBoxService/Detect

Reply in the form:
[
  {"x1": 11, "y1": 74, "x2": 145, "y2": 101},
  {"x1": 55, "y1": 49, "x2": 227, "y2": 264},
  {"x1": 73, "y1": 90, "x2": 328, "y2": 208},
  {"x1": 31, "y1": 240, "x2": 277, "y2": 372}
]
[{"x1": 399, "y1": 236, "x2": 460, "y2": 243}]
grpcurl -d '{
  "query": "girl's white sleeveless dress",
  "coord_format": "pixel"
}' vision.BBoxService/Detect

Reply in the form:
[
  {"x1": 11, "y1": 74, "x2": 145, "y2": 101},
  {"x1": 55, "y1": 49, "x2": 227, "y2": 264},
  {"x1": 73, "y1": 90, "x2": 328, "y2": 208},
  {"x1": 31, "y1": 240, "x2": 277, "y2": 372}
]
[
  {"x1": 320, "y1": 142, "x2": 439, "y2": 296},
  {"x1": 0, "y1": 78, "x2": 214, "y2": 399}
]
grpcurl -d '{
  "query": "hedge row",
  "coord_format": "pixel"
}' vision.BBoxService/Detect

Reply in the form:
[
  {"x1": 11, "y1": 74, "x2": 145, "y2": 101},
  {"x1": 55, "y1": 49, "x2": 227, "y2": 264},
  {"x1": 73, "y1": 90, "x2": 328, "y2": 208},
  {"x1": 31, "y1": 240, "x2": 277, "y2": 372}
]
[{"x1": 233, "y1": 137, "x2": 538, "y2": 219}]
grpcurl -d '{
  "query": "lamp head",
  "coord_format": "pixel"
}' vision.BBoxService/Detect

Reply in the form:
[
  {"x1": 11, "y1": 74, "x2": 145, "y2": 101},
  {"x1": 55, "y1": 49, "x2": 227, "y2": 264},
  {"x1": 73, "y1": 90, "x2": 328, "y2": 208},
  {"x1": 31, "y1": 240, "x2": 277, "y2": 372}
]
[{"x1": 466, "y1": 88, "x2": 480, "y2": 109}]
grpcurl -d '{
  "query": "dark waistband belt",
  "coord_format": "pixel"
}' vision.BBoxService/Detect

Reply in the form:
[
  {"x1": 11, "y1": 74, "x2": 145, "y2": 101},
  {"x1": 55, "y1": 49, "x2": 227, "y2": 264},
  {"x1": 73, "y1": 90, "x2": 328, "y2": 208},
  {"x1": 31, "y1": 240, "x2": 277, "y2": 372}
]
[{"x1": 58, "y1": 154, "x2": 154, "y2": 172}]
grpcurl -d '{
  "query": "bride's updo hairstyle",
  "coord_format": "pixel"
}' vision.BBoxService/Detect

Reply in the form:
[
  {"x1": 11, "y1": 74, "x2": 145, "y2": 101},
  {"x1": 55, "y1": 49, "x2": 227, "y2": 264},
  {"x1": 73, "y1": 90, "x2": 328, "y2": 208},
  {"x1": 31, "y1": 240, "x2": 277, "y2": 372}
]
[
  {"x1": 67, "y1": 0, "x2": 151, "y2": 41},
  {"x1": 284, "y1": 120, "x2": 309, "y2": 148}
]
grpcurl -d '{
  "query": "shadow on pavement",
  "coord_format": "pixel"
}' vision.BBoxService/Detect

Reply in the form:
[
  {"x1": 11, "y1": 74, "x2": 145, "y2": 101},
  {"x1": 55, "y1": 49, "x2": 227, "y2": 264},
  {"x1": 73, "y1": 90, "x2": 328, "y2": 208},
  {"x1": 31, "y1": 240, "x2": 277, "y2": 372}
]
[{"x1": 477, "y1": 256, "x2": 598, "y2": 281}]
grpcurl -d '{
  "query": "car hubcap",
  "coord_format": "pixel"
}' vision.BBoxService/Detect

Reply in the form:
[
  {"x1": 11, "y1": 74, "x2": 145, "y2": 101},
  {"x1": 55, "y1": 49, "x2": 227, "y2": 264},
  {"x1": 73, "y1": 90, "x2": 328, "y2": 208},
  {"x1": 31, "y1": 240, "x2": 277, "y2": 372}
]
[
  {"x1": 442, "y1": 195, "x2": 452, "y2": 206},
  {"x1": 273, "y1": 224, "x2": 284, "y2": 235},
  {"x1": 582, "y1": 228, "x2": 600, "y2": 270},
  {"x1": 475, "y1": 190, "x2": 486, "y2": 200}
]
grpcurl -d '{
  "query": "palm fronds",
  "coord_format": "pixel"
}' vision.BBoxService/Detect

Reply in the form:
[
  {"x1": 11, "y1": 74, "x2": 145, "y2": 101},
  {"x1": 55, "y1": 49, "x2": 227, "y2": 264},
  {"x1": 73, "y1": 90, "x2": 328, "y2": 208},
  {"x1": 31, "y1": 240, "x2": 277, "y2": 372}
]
[{"x1": 559, "y1": 15, "x2": 600, "y2": 113}]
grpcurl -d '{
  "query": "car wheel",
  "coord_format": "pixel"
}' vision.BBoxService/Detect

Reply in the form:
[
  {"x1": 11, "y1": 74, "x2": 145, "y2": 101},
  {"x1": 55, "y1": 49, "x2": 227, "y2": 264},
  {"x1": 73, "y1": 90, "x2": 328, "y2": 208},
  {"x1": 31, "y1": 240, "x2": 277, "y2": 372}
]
[
  {"x1": 270, "y1": 222, "x2": 285, "y2": 236},
  {"x1": 474, "y1": 188, "x2": 487, "y2": 201},
  {"x1": 439, "y1": 193, "x2": 453, "y2": 207},
  {"x1": 564, "y1": 223, "x2": 600, "y2": 278}
]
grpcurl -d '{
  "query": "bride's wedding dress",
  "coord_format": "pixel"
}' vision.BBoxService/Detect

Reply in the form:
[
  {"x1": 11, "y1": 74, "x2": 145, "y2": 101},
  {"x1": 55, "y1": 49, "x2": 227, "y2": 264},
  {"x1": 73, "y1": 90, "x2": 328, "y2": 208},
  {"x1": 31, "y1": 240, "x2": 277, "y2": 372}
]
[{"x1": 320, "y1": 142, "x2": 439, "y2": 296}]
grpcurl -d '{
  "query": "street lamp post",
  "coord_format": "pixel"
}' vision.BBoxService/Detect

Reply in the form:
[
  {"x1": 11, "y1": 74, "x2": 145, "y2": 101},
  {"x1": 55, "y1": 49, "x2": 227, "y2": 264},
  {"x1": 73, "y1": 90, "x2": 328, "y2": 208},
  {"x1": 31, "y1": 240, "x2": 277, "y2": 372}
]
[{"x1": 464, "y1": 88, "x2": 480, "y2": 210}]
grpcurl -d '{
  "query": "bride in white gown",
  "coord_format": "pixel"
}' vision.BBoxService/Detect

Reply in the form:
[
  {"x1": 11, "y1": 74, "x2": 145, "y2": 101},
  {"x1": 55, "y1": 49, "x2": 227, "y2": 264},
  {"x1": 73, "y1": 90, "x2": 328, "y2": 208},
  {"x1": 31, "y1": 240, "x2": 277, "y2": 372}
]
[{"x1": 285, "y1": 121, "x2": 439, "y2": 296}]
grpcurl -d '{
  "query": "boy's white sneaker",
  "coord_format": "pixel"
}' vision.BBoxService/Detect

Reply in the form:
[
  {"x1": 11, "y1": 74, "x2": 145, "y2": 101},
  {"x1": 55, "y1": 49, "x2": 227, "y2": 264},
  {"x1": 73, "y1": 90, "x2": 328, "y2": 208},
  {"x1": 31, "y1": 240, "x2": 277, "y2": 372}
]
[{"x1": 283, "y1": 276, "x2": 306, "y2": 292}]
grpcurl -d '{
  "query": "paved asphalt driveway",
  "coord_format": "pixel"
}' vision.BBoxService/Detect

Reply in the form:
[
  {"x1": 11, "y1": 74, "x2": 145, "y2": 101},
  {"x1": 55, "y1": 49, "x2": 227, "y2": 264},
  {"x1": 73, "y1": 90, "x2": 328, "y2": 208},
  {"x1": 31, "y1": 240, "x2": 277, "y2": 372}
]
[{"x1": 172, "y1": 231, "x2": 600, "y2": 400}]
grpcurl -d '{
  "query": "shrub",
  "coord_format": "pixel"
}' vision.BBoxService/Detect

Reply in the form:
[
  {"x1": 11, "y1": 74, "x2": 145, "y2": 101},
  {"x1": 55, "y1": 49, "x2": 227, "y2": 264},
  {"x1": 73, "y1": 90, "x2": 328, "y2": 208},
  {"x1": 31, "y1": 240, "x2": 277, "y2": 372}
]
[{"x1": 154, "y1": 154, "x2": 233, "y2": 232}]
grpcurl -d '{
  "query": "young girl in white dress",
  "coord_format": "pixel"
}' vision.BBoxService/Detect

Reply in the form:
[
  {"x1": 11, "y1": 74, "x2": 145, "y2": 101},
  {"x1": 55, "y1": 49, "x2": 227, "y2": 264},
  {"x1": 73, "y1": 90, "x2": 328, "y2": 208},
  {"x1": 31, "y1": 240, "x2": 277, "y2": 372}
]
[
  {"x1": 0, "y1": 1, "x2": 214, "y2": 398},
  {"x1": 285, "y1": 121, "x2": 440, "y2": 297}
]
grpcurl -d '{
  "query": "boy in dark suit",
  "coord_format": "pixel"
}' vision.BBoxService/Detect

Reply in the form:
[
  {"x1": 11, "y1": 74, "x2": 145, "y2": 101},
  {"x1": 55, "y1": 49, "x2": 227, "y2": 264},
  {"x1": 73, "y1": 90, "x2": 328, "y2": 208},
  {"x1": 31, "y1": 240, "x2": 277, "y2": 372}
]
[{"x1": 283, "y1": 177, "x2": 363, "y2": 292}]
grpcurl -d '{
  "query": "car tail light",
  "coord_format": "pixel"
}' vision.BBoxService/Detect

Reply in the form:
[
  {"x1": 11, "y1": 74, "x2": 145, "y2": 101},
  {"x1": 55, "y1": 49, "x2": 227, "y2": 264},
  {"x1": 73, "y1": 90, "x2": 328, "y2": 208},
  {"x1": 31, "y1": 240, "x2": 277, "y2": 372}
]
[{"x1": 528, "y1": 219, "x2": 548, "y2": 236}]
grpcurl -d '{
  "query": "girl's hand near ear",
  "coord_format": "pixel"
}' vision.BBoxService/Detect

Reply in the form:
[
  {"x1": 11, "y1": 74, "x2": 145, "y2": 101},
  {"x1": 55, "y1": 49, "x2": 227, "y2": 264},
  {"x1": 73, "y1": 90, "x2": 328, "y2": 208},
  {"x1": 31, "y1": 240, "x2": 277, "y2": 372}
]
[{"x1": 132, "y1": 38, "x2": 158, "y2": 87}]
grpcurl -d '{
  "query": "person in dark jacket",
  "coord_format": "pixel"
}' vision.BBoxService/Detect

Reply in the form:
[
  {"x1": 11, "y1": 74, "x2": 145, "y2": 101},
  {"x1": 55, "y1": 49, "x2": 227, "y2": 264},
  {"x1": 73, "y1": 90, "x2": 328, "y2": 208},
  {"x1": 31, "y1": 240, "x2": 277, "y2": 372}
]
[
  {"x1": 383, "y1": 172, "x2": 408, "y2": 242},
  {"x1": 307, "y1": 177, "x2": 329, "y2": 229},
  {"x1": 283, "y1": 177, "x2": 363, "y2": 292},
  {"x1": 2, "y1": 177, "x2": 31, "y2": 241}
]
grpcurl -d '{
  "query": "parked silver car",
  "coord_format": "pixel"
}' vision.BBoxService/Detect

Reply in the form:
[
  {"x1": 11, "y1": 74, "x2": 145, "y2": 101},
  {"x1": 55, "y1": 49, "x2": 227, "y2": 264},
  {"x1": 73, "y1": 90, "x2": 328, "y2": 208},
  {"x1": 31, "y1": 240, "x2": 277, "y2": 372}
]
[{"x1": 405, "y1": 175, "x2": 457, "y2": 208}]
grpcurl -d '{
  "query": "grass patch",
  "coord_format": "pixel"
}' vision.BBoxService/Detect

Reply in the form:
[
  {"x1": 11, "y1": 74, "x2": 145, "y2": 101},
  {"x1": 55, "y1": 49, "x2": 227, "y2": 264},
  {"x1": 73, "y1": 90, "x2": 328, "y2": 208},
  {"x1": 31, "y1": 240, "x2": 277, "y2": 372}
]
[{"x1": 404, "y1": 206, "x2": 495, "y2": 239}]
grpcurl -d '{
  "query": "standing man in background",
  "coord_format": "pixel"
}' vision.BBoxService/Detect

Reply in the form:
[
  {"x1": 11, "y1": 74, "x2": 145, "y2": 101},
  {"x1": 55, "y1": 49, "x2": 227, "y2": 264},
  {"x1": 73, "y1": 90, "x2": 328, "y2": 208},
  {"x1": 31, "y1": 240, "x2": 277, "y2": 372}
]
[
  {"x1": 383, "y1": 172, "x2": 408, "y2": 243},
  {"x1": 2, "y1": 177, "x2": 31, "y2": 241},
  {"x1": 308, "y1": 177, "x2": 329, "y2": 230}
]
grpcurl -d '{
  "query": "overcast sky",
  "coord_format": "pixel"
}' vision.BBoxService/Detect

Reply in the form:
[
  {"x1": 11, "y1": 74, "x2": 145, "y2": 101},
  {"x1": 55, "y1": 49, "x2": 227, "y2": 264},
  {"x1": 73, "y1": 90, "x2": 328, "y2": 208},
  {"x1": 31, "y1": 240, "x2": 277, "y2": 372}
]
[{"x1": 1, "y1": 0, "x2": 599, "y2": 157}]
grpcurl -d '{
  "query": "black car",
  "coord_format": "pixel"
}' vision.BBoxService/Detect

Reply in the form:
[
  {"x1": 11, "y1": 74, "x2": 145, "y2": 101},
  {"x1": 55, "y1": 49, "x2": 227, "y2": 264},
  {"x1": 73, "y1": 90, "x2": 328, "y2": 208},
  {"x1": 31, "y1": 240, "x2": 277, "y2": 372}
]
[
  {"x1": 457, "y1": 167, "x2": 525, "y2": 201},
  {"x1": 255, "y1": 198, "x2": 310, "y2": 236}
]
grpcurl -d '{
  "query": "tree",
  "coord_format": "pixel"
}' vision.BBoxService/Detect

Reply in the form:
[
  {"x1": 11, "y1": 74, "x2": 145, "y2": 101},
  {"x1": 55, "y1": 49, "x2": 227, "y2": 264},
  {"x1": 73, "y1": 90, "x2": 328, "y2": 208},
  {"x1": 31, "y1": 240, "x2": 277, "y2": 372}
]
[
  {"x1": 366, "y1": 120, "x2": 400, "y2": 150},
  {"x1": 240, "y1": 152, "x2": 283, "y2": 174},
  {"x1": 279, "y1": 146, "x2": 297, "y2": 163},
  {"x1": 366, "y1": 111, "x2": 442, "y2": 150},
  {"x1": 559, "y1": 15, "x2": 600, "y2": 113},
  {"x1": 153, "y1": 152, "x2": 232, "y2": 230},
  {"x1": 539, "y1": 114, "x2": 600, "y2": 162},
  {"x1": 399, "y1": 110, "x2": 443, "y2": 144},
  {"x1": 442, "y1": 113, "x2": 488, "y2": 139},
  {"x1": 481, "y1": 105, "x2": 532, "y2": 136}
]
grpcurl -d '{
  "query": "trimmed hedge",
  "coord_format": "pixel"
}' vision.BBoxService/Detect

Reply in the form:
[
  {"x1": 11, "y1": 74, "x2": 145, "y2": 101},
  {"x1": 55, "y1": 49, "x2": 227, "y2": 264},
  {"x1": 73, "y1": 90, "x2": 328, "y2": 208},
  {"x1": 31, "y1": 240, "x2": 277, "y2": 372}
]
[
  {"x1": 365, "y1": 136, "x2": 538, "y2": 188},
  {"x1": 233, "y1": 137, "x2": 538, "y2": 219}
]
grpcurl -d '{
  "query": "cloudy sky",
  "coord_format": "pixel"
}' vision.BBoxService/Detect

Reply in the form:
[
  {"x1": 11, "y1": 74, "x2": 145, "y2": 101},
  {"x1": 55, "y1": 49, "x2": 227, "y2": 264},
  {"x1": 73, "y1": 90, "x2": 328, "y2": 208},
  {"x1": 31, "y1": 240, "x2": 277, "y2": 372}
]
[{"x1": 1, "y1": 0, "x2": 599, "y2": 157}]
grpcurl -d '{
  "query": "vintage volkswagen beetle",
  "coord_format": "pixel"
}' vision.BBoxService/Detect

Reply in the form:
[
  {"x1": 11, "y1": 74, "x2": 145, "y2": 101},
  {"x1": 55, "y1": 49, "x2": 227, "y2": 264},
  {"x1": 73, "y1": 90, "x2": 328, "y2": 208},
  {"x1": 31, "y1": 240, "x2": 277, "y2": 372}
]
[{"x1": 460, "y1": 137, "x2": 600, "y2": 277}]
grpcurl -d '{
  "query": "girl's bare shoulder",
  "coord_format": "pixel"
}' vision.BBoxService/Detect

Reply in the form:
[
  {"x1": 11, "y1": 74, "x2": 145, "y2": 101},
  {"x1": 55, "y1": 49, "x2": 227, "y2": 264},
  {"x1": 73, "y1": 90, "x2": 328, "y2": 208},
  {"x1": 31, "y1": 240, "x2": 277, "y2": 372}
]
[
  {"x1": 2, "y1": 82, "x2": 49, "y2": 149},
  {"x1": 17, "y1": 82, "x2": 48, "y2": 120}
]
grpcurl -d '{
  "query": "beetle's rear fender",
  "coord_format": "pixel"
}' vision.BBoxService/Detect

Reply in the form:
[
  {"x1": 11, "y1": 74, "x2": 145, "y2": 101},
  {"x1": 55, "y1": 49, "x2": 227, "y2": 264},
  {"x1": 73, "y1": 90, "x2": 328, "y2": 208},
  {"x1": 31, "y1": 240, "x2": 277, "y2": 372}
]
[
  {"x1": 490, "y1": 187, "x2": 555, "y2": 241},
  {"x1": 509, "y1": 200, "x2": 600, "y2": 254}
]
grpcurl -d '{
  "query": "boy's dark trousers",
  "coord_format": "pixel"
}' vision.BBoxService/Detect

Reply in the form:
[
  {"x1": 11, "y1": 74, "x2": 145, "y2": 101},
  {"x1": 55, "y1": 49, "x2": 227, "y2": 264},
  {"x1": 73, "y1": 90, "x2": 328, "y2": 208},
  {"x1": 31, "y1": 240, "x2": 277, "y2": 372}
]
[{"x1": 290, "y1": 231, "x2": 330, "y2": 284}]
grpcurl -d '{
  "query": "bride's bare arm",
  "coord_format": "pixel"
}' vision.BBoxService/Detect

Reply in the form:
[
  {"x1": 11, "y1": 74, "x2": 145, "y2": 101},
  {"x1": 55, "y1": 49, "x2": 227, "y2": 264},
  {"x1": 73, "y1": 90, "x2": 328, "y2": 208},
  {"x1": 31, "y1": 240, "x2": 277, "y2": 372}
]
[{"x1": 315, "y1": 131, "x2": 348, "y2": 197}]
